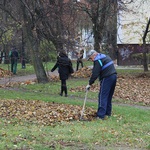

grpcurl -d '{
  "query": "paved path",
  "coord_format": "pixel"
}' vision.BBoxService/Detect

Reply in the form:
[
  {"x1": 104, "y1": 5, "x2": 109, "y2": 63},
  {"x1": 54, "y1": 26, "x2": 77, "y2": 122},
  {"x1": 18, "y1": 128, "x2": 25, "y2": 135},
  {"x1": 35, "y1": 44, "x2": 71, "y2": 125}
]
[{"x1": 0, "y1": 70, "x2": 59, "y2": 85}]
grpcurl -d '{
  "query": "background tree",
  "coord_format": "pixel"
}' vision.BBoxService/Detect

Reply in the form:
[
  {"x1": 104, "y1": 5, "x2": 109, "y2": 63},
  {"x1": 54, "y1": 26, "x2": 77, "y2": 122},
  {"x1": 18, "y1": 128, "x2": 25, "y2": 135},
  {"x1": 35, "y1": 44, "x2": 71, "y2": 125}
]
[
  {"x1": 1, "y1": 0, "x2": 148, "y2": 77},
  {"x1": 0, "y1": 0, "x2": 80, "y2": 83},
  {"x1": 0, "y1": 0, "x2": 20, "y2": 64},
  {"x1": 142, "y1": 17, "x2": 150, "y2": 72},
  {"x1": 17, "y1": 0, "x2": 49, "y2": 83},
  {"x1": 72, "y1": 0, "x2": 118, "y2": 59}
]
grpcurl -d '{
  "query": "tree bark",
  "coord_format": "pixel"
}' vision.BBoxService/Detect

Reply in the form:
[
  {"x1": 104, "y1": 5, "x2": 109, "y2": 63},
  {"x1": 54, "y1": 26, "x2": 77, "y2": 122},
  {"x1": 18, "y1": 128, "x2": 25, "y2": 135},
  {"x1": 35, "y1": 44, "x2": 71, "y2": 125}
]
[
  {"x1": 20, "y1": 0, "x2": 49, "y2": 83},
  {"x1": 142, "y1": 18, "x2": 150, "y2": 72}
]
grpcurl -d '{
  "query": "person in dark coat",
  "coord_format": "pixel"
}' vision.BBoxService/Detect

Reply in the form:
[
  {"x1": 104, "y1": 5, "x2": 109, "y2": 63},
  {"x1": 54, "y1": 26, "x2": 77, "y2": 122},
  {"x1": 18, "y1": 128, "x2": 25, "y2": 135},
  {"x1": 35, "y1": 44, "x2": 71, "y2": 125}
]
[
  {"x1": 76, "y1": 49, "x2": 84, "y2": 71},
  {"x1": 86, "y1": 50, "x2": 117, "y2": 120},
  {"x1": 51, "y1": 51, "x2": 74, "y2": 97},
  {"x1": 9, "y1": 46, "x2": 19, "y2": 74}
]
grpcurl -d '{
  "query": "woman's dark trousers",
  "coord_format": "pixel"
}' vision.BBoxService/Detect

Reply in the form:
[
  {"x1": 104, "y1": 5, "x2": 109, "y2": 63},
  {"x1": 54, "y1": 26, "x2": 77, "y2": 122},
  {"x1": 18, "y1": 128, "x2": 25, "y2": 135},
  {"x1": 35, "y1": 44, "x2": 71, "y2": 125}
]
[{"x1": 60, "y1": 79, "x2": 67, "y2": 97}]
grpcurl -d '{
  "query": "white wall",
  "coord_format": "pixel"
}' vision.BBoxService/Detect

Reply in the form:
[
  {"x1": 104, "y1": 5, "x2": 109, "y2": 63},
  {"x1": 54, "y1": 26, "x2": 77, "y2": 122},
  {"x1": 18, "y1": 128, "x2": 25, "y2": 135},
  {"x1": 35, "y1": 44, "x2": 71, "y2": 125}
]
[{"x1": 117, "y1": 0, "x2": 150, "y2": 44}]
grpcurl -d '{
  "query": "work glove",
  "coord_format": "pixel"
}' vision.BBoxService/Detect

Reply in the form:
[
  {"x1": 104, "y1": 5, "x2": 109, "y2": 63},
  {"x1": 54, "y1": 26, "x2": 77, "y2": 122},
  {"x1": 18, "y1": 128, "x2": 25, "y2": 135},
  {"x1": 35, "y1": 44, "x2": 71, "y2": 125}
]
[{"x1": 86, "y1": 84, "x2": 91, "y2": 91}]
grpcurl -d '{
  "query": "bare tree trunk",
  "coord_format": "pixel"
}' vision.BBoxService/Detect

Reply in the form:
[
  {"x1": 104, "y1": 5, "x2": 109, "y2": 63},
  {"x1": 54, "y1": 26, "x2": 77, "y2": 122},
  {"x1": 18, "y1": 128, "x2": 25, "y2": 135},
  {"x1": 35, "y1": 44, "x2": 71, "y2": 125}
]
[
  {"x1": 25, "y1": 27, "x2": 49, "y2": 83},
  {"x1": 92, "y1": 0, "x2": 108, "y2": 52},
  {"x1": 20, "y1": 1, "x2": 49, "y2": 83},
  {"x1": 143, "y1": 51, "x2": 148, "y2": 72},
  {"x1": 93, "y1": 23, "x2": 101, "y2": 52},
  {"x1": 82, "y1": 0, "x2": 116, "y2": 53},
  {"x1": 142, "y1": 18, "x2": 150, "y2": 72},
  {"x1": 105, "y1": 0, "x2": 117, "y2": 60}
]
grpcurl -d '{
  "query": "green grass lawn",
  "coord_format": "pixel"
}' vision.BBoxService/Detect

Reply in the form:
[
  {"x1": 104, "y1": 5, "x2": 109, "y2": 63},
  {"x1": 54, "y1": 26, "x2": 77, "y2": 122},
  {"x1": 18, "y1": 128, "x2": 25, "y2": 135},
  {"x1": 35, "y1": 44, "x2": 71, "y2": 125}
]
[
  {"x1": 0, "y1": 62, "x2": 150, "y2": 150},
  {"x1": 0, "y1": 108, "x2": 149, "y2": 149},
  {"x1": 0, "y1": 80, "x2": 150, "y2": 150}
]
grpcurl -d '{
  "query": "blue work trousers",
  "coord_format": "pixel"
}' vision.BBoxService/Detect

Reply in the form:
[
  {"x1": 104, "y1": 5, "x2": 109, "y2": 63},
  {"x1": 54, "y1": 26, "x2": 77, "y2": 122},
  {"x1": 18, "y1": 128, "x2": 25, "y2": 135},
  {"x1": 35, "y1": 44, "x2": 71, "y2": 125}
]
[{"x1": 97, "y1": 74, "x2": 117, "y2": 119}]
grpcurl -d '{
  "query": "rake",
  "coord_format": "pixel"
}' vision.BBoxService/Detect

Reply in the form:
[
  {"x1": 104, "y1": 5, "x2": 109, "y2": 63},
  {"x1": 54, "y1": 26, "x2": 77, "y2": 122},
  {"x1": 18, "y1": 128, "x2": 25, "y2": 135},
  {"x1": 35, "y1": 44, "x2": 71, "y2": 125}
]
[{"x1": 80, "y1": 90, "x2": 88, "y2": 120}]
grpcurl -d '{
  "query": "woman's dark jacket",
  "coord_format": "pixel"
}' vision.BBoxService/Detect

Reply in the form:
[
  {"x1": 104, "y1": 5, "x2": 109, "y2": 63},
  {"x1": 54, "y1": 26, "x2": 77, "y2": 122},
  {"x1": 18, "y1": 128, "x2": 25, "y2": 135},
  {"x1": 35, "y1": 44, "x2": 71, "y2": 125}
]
[{"x1": 51, "y1": 54, "x2": 74, "y2": 80}]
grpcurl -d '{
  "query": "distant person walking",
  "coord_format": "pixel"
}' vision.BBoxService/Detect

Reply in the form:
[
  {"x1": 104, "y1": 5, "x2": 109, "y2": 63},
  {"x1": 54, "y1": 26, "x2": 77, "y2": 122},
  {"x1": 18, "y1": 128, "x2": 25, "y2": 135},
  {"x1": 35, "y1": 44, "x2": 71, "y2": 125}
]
[
  {"x1": 76, "y1": 49, "x2": 84, "y2": 71},
  {"x1": 86, "y1": 50, "x2": 117, "y2": 120},
  {"x1": 51, "y1": 51, "x2": 74, "y2": 97},
  {"x1": 9, "y1": 46, "x2": 19, "y2": 74}
]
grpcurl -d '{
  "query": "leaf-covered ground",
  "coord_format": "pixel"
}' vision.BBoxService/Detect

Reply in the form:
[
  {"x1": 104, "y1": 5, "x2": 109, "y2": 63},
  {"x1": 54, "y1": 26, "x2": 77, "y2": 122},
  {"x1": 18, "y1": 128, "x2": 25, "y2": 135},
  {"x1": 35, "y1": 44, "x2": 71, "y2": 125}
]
[
  {"x1": 114, "y1": 75, "x2": 150, "y2": 105},
  {"x1": 0, "y1": 99, "x2": 96, "y2": 126},
  {"x1": 0, "y1": 67, "x2": 149, "y2": 126},
  {"x1": 70, "y1": 75, "x2": 150, "y2": 106}
]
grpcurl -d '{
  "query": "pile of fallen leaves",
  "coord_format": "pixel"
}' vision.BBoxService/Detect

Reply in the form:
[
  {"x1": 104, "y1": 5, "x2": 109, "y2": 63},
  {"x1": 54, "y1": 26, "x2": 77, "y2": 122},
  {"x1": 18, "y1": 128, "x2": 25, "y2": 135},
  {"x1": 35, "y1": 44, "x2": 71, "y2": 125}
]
[
  {"x1": 0, "y1": 68, "x2": 12, "y2": 78},
  {"x1": 0, "y1": 99, "x2": 96, "y2": 126},
  {"x1": 0, "y1": 80, "x2": 36, "y2": 88},
  {"x1": 49, "y1": 74, "x2": 60, "y2": 82},
  {"x1": 70, "y1": 75, "x2": 150, "y2": 106},
  {"x1": 72, "y1": 67, "x2": 92, "y2": 78},
  {"x1": 115, "y1": 75, "x2": 150, "y2": 105},
  {"x1": 47, "y1": 67, "x2": 92, "y2": 80}
]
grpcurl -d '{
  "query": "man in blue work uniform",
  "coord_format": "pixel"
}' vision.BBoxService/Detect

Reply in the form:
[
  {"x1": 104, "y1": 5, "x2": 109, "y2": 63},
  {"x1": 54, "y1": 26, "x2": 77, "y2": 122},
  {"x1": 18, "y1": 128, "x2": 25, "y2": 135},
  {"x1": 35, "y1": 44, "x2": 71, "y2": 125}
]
[{"x1": 86, "y1": 50, "x2": 117, "y2": 120}]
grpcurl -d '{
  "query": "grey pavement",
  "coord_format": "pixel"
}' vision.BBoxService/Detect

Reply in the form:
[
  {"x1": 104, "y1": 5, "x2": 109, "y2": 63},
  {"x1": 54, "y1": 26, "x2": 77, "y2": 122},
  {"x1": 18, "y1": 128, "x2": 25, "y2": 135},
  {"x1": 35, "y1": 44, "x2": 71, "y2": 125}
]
[{"x1": 0, "y1": 70, "x2": 59, "y2": 85}]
